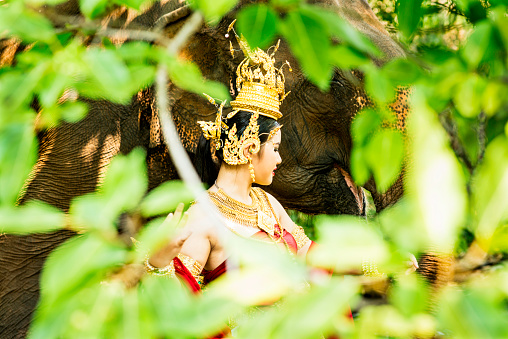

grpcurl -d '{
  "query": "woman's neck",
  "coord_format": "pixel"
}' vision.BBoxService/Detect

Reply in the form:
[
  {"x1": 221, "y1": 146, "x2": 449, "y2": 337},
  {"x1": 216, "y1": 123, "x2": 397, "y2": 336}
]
[{"x1": 215, "y1": 164, "x2": 253, "y2": 205}]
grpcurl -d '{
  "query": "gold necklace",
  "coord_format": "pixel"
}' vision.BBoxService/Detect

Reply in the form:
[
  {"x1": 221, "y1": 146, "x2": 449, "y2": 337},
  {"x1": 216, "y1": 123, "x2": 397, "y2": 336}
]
[
  {"x1": 208, "y1": 188, "x2": 260, "y2": 229},
  {"x1": 208, "y1": 185, "x2": 293, "y2": 253}
]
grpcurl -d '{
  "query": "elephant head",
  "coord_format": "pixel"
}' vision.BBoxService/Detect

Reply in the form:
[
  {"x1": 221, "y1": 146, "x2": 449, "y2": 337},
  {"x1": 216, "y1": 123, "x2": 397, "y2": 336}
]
[{"x1": 0, "y1": 0, "x2": 408, "y2": 337}]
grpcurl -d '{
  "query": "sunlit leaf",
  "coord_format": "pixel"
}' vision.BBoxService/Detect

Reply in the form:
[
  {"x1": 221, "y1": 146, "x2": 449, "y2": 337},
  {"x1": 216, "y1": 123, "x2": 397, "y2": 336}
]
[
  {"x1": 0, "y1": 201, "x2": 65, "y2": 234},
  {"x1": 363, "y1": 63, "x2": 396, "y2": 104},
  {"x1": 462, "y1": 21, "x2": 493, "y2": 69},
  {"x1": 471, "y1": 136, "x2": 508, "y2": 249},
  {"x1": 308, "y1": 215, "x2": 389, "y2": 272},
  {"x1": 237, "y1": 4, "x2": 278, "y2": 49},
  {"x1": 397, "y1": 0, "x2": 423, "y2": 40},
  {"x1": 300, "y1": 5, "x2": 379, "y2": 56},
  {"x1": 407, "y1": 88, "x2": 467, "y2": 252},
  {"x1": 351, "y1": 147, "x2": 370, "y2": 186},
  {"x1": 83, "y1": 48, "x2": 133, "y2": 103},
  {"x1": 330, "y1": 45, "x2": 369, "y2": 69},
  {"x1": 278, "y1": 8, "x2": 332, "y2": 90},
  {"x1": 79, "y1": 0, "x2": 109, "y2": 19},
  {"x1": 390, "y1": 274, "x2": 430, "y2": 317},
  {"x1": 365, "y1": 129, "x2": 404, "y2": 192},
  {"x1": 454, "y1": 73, "x2": 486, "y2": 118},
  {"x1": 482, "y1": 81, "x2": 508, "y2": 116},
  {"x1": 140, "y1": 180, "x2": 194, "y2": 217},
  {"x1": 0, "y1": 122, "x2": 38, "y2": 206},
  {"x1": 382, "y1": 58, "x2": 423, "y2": 86},
  {"x1": 162, "y1": 55, "x2": 231, "y2": 101},
  {"x1": 40, "y1": 233, "x2": 127, "y2": 305},
  {"x1": 0, "y1": 2, "x2": 57, "y2": 43},
  {"x1": 437, "y1": 285, "x2": 508, "y2": 338},
  {"x1": 188, "y1": 0, "x2": 239, "y2": 24},
  {"x1": 100, "y1": 148, "x2": 148, "y2": 216}
]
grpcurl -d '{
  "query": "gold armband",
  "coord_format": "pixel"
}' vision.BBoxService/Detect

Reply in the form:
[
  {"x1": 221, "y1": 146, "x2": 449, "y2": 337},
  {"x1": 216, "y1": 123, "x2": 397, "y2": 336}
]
[
  {"x1": 291, "y1": 224, "x2": 310, "y2": 251},
  {"x1": 362, "y1": 258, "x2": 384, "y2": 277},
  {"x1": 145, "y1": 256, "x2": 176, "y2": 277},
  {"x1": 177, "y1": 253, "x2": 205, "y2": 285},
  {"x1": 145, "y1": 254, "x2": 204, "y2": 285}
]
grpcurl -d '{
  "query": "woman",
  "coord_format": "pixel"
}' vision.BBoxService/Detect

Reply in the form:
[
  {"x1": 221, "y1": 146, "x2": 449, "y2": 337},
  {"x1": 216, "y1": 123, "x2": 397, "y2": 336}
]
[{"x1": 146, "y1": 40, "x2": 313, "y2": 292}]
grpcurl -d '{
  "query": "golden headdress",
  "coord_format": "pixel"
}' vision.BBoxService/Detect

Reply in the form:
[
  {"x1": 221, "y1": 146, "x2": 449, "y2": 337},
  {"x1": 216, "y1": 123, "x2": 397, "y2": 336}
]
[{"x1": 197, "y1": 21, "x2": 290, "y2": 166}]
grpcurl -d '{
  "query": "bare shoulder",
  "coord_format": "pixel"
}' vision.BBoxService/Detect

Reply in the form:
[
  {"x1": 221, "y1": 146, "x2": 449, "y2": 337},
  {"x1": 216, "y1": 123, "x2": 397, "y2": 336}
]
[
  {"x1": 259, "y1": 189, "x2": 296, "y2": 233},
  {"x1": 184, "y1": 203, "x2": 216, "y2": 236}
]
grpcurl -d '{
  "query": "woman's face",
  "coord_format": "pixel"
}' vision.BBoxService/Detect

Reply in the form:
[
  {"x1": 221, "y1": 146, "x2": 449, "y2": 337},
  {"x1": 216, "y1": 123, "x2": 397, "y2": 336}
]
[{"x1": 252, "y1": 129, "x2": 282, "y2": 185}]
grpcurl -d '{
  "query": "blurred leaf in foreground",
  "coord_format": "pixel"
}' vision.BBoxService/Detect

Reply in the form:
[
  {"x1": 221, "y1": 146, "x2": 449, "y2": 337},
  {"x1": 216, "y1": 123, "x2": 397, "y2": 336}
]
[
  {"x1": 308, "y1": 215, "x2": 389, "y2": 272},
  {"x1": 0, "y1": 122, "x2": 38, "y2": 206},
  {"x1": 471, "y1": 136, "x2": 508, "y2": 250},
  {"x1": 407, "y1": 88, "x2": 467, "y2": 252},
  {"x1": 0, "y1": 201, "x2": 65, "y2": 234}
]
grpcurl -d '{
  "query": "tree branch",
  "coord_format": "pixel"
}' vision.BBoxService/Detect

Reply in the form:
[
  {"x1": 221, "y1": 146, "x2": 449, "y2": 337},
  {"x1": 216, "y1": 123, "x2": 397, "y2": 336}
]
[{"x1": 155, "y1": 11, "x2": 229, "y2": 241}]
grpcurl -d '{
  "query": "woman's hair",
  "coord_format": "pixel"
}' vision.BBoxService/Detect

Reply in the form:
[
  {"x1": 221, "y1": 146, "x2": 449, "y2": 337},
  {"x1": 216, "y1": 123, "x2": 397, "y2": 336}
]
[{"x1": 195, "y1": 109, "x2": 281, "y2": 187}]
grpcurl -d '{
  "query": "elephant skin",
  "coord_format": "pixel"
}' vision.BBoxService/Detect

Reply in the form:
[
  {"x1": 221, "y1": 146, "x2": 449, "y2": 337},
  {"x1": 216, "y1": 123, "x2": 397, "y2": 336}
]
[{"x1": 0, "y1": 0, "x2": 407, "y2": 337}]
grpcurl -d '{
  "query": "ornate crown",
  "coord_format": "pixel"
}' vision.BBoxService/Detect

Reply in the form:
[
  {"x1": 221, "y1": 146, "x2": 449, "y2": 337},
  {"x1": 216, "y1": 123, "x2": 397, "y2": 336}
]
[
  {"x1": 197, "y1": 21, "x2": 289, "y2": 166},
  {"x1": 230, "y1": 37, "x2": 290, "y2": 120}
]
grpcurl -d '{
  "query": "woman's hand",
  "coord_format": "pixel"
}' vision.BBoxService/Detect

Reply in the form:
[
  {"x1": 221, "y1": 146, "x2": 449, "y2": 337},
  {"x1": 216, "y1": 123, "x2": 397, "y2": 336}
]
[
  {"x1": 405, "y1": 253, "x2": 419, "y2": 275},
  {"x1": 148, "y1": 204, "x2": 192, "y2": 268}
]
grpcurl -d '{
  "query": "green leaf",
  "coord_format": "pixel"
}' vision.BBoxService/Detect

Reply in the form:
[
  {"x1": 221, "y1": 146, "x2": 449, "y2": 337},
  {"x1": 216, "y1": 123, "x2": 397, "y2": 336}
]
[
  {"x1": 40, "y1": 233, "x2": 127, "y2": 305},
  {"x1": 454, "y1": 74, "x2": 486, "y2": 118},
  {"x1": 37, "y1": 72, "x2": 71, "y2": 107},
  {"x1": 0, "y1": 122, "x2": 38, "y2": 206},
  {"x1": 163, "y1": 55, "x2": 231, "y2": 100},
  {"x1": 300, "y1": 5, "x2": 380, "y2": 56},
  {"x1": 140, "y1": 180, "x2": 194, "y2": 217},
  {"x1": 117, "y1": 0, "x2": 151, "y2": 10},
  {"x1": 0, "y1": 2, "x2": 57, "y2": 43},
  {"x1": 0, "y1": 201, "x2": 65, "y2": 234},
  {"x1": 407, "y1": 89, "x2": 467, "y2": 252},
  {"x1": 278, "y1": 9, "x2": 332, "y2": 90},
  {"x1": 79, "y1": 0, "x2": 109, "y2": 19},
  {"x1": 483, "y1": 82, "x2": 508, "y2": 117},
  {"x1": 308, "y1": 215, "x2": 389, "y2": 271},
  {"x1": 270, "y1": 0, "x2": 302, "y2": 8},
  {"x1": 471, "y1": 136, "x2": 508, "y2": 249},
  {"x1": 188, "y1": 0, "x2": 239, "y2": 24},
  {"x1": 330, "y1": 45, "x2": 369, "y2": 69},
  {"x1": 397, "y1": 0, "x2": 423, "y2": 40},
  {"x1": 83, "y1": 48, "x2": 133, "y2": 103},
  {"x1": 100, "y1": 148, "x2": 148, "y2": 216},
  {"x1": 26, "y1": 0, "x2": 68, "y2": 4},
  {"x1": 363, "y1": 64, "x2": 396, "y2": 104},
  {"x1": 61, "y1": 101, "x2": 88, "y2": 123},
  {"x1": 236, "y1": 4, "x2": 278, "y2": 49},
  {"x1": 351, "y1": 147, "x2": 370, "y2": 186},
  {"x1": 382, "y1": 58, "x2": 423, "y2": 86},
  {"x1": 365, "y1": 129, "x2": 404, "y2": 193},
  {"x1": 462, "y1": 22, "x2": 493, "y2": 69},
  {"x1": 351, "y1": 108, "x2": 383, "y2": 146},
  {"x1": 390, "y1": 274, "x2": 430, "y2": 317}
]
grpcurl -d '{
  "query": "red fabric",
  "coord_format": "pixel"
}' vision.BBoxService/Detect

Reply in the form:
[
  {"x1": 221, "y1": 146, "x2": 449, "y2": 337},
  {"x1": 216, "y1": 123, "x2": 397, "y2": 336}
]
[
  {"x1": 173, "y1": 257, "x2": 201, "y2": 293},
  {"x1": 203, "y1": 260, "x2": 227, "y2": 285},
  {"x1": 252, "y1": 224, "x2": 298, "y2": 254}
]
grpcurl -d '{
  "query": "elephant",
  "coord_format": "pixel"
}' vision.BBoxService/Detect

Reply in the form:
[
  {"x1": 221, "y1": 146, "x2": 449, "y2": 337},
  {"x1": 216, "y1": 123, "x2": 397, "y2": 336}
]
[{"x1": 0, "y1": 0, "x2": 409, "y2": 337}]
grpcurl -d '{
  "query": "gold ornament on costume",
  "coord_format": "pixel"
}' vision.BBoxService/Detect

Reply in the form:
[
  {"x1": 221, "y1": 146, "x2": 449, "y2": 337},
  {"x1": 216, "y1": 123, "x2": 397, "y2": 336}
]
[
  {"x1": 228, "y1": 22, "x2": 291, "y2": 121},
  {"x1": 197, "y1": 94, "x2": 228, "y2": 150},
  {"x1": 265, "y1": 125, "x2": 282, "y2": 141},
  {"x1": 222, "y1": 112, "x2": 260, "y2": 165},
  {"x1": 197, "y1": 20, "x2": 290, "y2": 165}
]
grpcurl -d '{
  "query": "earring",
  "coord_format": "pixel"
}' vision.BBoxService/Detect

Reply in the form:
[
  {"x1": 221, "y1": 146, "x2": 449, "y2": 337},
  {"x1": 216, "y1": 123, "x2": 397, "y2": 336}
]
[{"x1": 249, "y1": 158, "x2": 255, "y2": 183}]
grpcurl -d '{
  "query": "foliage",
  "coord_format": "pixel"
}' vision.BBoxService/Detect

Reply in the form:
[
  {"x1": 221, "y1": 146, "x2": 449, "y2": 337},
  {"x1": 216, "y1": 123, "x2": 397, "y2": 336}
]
[{"x1": 1, "y1": 0, "x2": 508, "y2": 338}]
